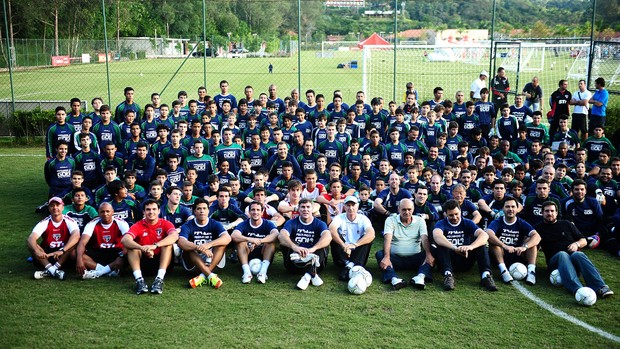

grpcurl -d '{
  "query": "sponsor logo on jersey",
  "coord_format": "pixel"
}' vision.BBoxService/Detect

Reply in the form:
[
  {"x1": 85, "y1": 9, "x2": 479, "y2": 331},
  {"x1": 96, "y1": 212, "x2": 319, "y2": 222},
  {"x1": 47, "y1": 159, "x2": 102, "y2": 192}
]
[
  {"x1": 103, "y1": 235, "x2": 112, "y2": 242},
  {"x1": 57, "y1": 169, "x2": 71, "y2": 178},
  {"x1": 84, "y1": 162, "x2": 96, "y2": 171},
  {"x1": 53, "y1": 233, "x2": 62, "y2": 241}
]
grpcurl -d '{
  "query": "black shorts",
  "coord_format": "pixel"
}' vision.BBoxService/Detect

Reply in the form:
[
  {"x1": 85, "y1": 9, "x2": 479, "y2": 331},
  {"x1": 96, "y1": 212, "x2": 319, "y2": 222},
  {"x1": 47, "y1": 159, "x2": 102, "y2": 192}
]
[
  {"x1": 140, "y1": 254, "x2": 173, "y2": 276},
  {"x1": 490, "y1": 250, "x2": 528, "y2": 266},
  {"x1": 86, "y1": 248, "x2": 122, "y2": 265},
  {"x1": 571, "y1": 113, "x2": 587, "y2": 134},
  {"x1": 32, "y1": 245, "x2": 74, "y2": 269}
]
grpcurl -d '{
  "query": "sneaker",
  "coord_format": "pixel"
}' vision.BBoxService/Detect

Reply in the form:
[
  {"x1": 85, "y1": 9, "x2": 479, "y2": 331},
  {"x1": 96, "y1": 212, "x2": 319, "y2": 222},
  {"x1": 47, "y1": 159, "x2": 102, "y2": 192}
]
[
  {"x1": 443, "y1": 274, "x2": 455, "y2": 291},
  {"x1": 34, "y1": 270, "x2": 50, "y2": 279},
  {"x1": 189, "y1": 274, "x2": 207, "y2": 288},
  {"x1": 338, "y1": 267, "x2": 350, "y2": 281},
  {"x1": 391, "y1": 277, "x2": 407, "y2": 290},
  {"x1": 525, "y1": 271, "x2": 536, "y2": 285},
  {"x1": 107, "y1": 269, "x2": 120, "y2": 277},
  {"x1": 208, "y1": 273, "x2": 223, "y2": 289},
  {"x1": 296, "y1": 273, "x2": 311, "y2": 290},
  {"x1": 256, "y1": 273, "x2": 267, "y2": 284},
  {"x1": 587, "y1": 235, "x2": 601, "y2": 249},
  {"x1": 228, "y1": 250, "x2": 239, "y2": 263},
  {"x1": 151, "y1": 277, "x2": 164, "y2": 294},
  {"x1": 82, "y1": 270, "x2": 99, "y2": 280},
  {"x1": 597, "y1": 285, "x2": 614, "y2": 299},
  {"x1": 311, "y1": 274, "x2": 324, "y2": 287},
  {"x1": 411, "y1": 274, "x2": 425, "y2": 290},
  {"x1": 481, "y1": 275, "x2": 498, "y2": 292},
  {"x1": 135, "y1": 277, "x2": 148, "y2": 295},
  {"x1": 501, "y1": 270, "x2": 513, "y2": 284},
  {"x1": 53, "y1": 270, "x2": 66, "y2": 281},
  {"x1": 241, "y1": 273, "x2": 253, "y2": 284}
]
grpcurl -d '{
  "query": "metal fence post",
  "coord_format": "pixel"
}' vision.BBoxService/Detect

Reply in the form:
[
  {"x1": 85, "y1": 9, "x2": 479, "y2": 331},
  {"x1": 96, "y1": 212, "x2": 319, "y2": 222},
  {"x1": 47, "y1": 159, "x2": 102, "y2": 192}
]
[
  {"x1": 3, "y1": 0, "x2": 15, "y2": 117},
  {"x1": 101, "y1": 0, "x2": 112, "y2": 107}
]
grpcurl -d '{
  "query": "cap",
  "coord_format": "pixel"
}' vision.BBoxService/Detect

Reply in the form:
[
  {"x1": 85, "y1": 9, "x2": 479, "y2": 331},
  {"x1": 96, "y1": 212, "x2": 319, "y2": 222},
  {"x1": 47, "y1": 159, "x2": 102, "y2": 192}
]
[
  {"x1": 480, "y1": 70, "x2": 489, "y2": 77},
  {"x1": 343, "y1": 196, "x2": 359, "y2": 205},
  {"x1": 48, "y1": 197, "x2": 64, "y2": 205}
]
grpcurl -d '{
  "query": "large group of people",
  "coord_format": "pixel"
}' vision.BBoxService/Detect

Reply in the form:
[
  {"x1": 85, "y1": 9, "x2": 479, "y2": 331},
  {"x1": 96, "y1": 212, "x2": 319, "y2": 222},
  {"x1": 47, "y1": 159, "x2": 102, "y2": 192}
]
[{"x1": 30, "y1": 69, "x2": 616, "y2": 304}]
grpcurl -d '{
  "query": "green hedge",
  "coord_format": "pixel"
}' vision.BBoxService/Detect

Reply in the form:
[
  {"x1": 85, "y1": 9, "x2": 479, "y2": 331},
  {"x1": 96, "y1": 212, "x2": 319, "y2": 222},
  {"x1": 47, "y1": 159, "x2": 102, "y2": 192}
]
[{"x1": 0, "y1": 108, "x2": 55, "y2": 144}]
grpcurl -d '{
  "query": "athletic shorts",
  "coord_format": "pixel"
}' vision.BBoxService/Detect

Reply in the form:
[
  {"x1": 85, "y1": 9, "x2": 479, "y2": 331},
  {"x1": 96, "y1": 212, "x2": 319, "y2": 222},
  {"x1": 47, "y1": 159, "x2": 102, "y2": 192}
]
[
  {"x1": 180, "y1": 249, "x2": 225, "y2": 272},
  {"x1": 140, "y1": 254, "x2": 173, "y2": 276},
  {"x1": 86, "y1": 248, "x2": 122, "y2": 266},
  {"x1": 32, "y1": 245, "x2": 73, "y2": 269},
  {"x1": 571, "y1": 113, "x2": 587, "y2": 134}
]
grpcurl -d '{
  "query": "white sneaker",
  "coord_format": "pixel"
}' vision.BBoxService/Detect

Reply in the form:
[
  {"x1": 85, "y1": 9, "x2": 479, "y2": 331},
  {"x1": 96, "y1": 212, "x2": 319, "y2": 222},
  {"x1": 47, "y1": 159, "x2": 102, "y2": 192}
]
[
  {"x1": 525, "y1": 271, "x2": 536, "y2": 285},
  {"x1": 256, "y1": 273, "x2": 267, "y2": 284},
  {"x1": 53, "y1": 270, "x2": 65, "y2": 280},
  {"x1": 311, "y1": 274, "x2": 324, "y2": 287},
  {"x1": 411, "y1": 274, "x2": 425, "y2": 290},
  {"x1": 107, "y1": 269, "x2": 120, "y2": 277},
  {"x1": 241, "y1": 273, "x2": 253, "y2": 284},
  {"x1": 296, "y1": 273, "x2": 312, "y2": 290},
  {"x1": 34, "y1": 270, "x2": 49, "y2": 279},
  {"x1": 501, "y1": 270, "x2": 514, "y2": 284},
  {"x1": 82, "y1": 270, "x2": 99, "y2": 280}
]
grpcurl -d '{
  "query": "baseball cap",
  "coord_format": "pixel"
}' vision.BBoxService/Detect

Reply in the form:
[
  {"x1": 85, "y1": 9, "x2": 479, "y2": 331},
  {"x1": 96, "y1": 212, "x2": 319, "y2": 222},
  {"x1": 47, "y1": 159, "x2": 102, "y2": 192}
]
[
  {"x1": 480, "y1": 70, "x2": 489, "y2": 77},
  {"x1": 48, "y1": 197, "x2": 64, "y2": 205},
  {"x1": 343, "y1": 196, "x2": 359, "y2": 205}
]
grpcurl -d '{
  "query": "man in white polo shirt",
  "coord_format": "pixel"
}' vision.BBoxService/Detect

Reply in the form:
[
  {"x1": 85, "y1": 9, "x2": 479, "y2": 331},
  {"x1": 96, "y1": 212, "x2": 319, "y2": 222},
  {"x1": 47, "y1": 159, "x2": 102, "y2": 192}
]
[{"x1": 329, "y1": 196, "x2": 376, "y2": 281}]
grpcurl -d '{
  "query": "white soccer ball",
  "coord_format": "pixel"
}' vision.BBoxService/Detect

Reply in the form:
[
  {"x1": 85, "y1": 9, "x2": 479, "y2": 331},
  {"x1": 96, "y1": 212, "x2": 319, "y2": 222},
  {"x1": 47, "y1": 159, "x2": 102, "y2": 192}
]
[
  {"x1": 575, "y1": 287, "x2": 597, "y2": 306},
  {"x1": 509, "y1": 263, "x2": 528, "y2": 280},
  {"x1": 249, "y1": 258, "x2": 262, "y2": 275},
  {"x1": 347, "y1": 274, "x2": 367, "y2": 295},
  {"x1": 549, "y1": 269, "x2": 562, "y2": 287},
  {"x1": 357, "y1": 268, "x2": 373, "y2": 287},
  {"x1": 348, "y1": 265, "x2": 365, "y2": 279}
]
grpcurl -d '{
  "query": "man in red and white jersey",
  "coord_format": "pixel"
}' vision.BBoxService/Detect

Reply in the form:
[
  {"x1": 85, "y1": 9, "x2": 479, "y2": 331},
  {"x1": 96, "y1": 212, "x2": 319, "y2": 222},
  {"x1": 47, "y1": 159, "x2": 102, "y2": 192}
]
[
  {"x1": 300, "y1": 169, "x2": 326, "y2": 200},
  {"x1": 28, "y1": 197, "x2": 80, "y2": 281},
  {"x1": 121, "y1": 199, "x2": 179, "y2": 295},
  {"x1": 77, "y1": 202, "x2": 129, "y2": 279}
]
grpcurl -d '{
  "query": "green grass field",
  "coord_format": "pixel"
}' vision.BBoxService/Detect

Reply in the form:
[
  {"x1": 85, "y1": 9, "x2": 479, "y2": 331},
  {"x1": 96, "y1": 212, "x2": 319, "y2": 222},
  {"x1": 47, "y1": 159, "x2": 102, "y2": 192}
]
[
  {"x1": 0, "y1": 148, "x2": 619, "y2": 348},
  {"x1": 2, "y1": 48, "x2": 614, "y2": 113}
]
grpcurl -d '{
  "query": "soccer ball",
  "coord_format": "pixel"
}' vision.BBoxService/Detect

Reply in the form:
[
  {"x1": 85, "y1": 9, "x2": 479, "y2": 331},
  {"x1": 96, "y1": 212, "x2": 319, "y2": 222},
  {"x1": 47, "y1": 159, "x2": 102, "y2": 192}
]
[
  {"x1": 249, "y1": 258, "x2": 262, "y2": 275},
  {"x1": 575, "y1": 287, "x2": 597, "y2": 306},
  {"x1": 549, "y1": 269, "x2": 562, "y2": 287},
  {"x1": 357, "y1": 268, "x2": 373, "y2": 287},
  {"x1": 347, "y1": 275, "x2": 367, "y2": 295},
  {"x1": 509, "y1": 263, "x2": 527, "y2": 280},
  {"x1": 348, "y1": 265, "x2": 365, "y2": 279}
]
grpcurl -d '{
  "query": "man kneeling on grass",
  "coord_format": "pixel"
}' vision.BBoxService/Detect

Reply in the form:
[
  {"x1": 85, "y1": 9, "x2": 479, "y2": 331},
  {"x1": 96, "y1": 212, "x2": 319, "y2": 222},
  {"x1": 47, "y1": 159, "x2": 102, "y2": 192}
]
[{"x1": 121, "y1": 199, "x2": 178, "y2": 295}]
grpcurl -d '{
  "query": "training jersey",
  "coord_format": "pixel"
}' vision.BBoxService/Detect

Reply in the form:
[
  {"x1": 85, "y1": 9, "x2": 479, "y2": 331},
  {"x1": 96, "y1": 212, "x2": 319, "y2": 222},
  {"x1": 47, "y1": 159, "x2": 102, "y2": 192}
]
[
  {"x1": 474, "y1": 101, "x2": 496, "y2": 125},
  {"x1": 209, "y1": 203, "x2": 247, "y2": 226},
  {"x1": 46, "y1": 123, "x2": 75, "y2": 158},
  {"x1": 318, "y1": 139, "x2": 345, "y2": 166},
  {"x1": 31, "y1": 215, "x2": 79, "y2": 249},
  {"x1": 282, "y1": 217, "x2": 328, "y2": 248},
  {"x1": 377, "y1": 188, "x2": 413, "y2": 214},
  {"x1": 44, "y1": 156, "x2": 75, "y2": 190},
  {"x1": 234, "y1": 219, "x2": 277, "y2": 239},
  {"x1": 179, "y1": 218, "x2": 227, "y2": 245},
  {"x1": 127, "y1": 218, "x2": 175, "y2": 255},
  {"x1": 561, "y1": 196, "x2": 602, "y2": 234},
  {"x1": 434, "y1": 217, "x2": 480, "y2": 247},
  {"x1": 509, "y1": 105, "x2": 533, "y2": 124},
  {"x1": 82, "y1": 217, "x2": 129, "y2": 249},
  {"x1": 487, "y1": 217, "x2": 535, "y2": 247},
  {"x1": 495, "y1": 116, "x2": 519, "y2": 141},
  {"x1": 62, "y1": 204, "x2": 98, "y2": 232},
  {"x1": 160, "y1": 204, "x2": 193, "y2": 228},
  {"x1": 93, "y1": 121, "x2": 122, "y2": 148},
  {"x1": 215, "y1": 143, "x2": 243, "y2": 174},
  {"x1": 213, "y1": 94, "x2": 238, "y2": 114},
  {"x1": 549, "y1": 89, "x2": 571, "y2": 119}
]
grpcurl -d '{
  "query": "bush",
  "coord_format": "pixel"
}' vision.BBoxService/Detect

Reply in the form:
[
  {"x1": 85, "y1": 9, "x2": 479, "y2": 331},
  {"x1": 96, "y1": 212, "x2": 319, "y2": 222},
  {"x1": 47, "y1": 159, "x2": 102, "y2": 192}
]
[{"x1": 7, "y1": 108, "x2": 55, "y2": 142}]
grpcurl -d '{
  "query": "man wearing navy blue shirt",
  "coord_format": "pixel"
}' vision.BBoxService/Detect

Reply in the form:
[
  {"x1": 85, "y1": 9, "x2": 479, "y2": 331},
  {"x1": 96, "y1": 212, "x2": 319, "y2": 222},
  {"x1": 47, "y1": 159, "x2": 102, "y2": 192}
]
[
  {"x1": 433, "y1": 200, "x2": 498, "y2": 291},
  {"x1": 178, "y1": 198, "x2": 231, "y2": 289},
  {"x1": 486, "y1": 197, "x2": 541, "y2": 284},
  {"x1": 231, "y1": 201, "x2": 279, "y2": 284},
  {"x1": 160, "y1": 186, "x2": 193, "y2": 228},
  {"x1": 278, "y1": 198, "x2": 332, "y2": 290}
]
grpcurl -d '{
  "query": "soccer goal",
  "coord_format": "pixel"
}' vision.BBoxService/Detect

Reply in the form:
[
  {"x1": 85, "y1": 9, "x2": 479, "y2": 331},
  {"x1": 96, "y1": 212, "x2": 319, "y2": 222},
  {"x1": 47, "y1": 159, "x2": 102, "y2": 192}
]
[{"x1": 320, "y1": 41, "x2": 361, "y2": 58}]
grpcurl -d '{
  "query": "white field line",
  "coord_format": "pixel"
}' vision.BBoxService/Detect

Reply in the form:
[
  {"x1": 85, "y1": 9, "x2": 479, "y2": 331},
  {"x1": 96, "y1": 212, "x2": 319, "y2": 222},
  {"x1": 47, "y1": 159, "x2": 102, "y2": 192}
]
[
  {"x1": 0, "y1": 154, "x2": 45, "y2": 157},
  {"x1": 512, "y1": 282, "x2": 620, "y2": 343}
]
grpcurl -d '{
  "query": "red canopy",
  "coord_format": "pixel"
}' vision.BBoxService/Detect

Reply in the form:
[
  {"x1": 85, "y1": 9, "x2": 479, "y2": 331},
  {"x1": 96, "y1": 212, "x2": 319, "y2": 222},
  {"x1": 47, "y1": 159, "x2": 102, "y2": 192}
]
[{"x1": 357, "y1": 33, "x2": 390, "y2": 49}]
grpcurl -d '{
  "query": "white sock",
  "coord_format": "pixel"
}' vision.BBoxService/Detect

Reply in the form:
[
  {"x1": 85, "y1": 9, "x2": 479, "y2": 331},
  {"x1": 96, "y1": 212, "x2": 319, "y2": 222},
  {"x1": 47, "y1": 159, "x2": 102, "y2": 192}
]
[
  {"x1": 498, "y1": 263, "x2": 507, "y2": 273},
  {"x1": 98, "y1": 265, "x2": 111, "y2": 276},
  {"x1": 345, "y1": 261, "x2": 354, "y2": 269},
  {"x1": 259, "y1": 260, "x2": 270, "y2": 275},
  {"x1": 527, "y1": 264, "x2": 536, "y2": 273},
  {"x1": 46, "y1": 264, "x2": 57, "y2": 275},
  {"x1": 133, "y1": 270, "x2": 143, "y2": 280},
  {"x1": 241, "y1": 264, "x2": 251, "y2": 275},
  {"x1": 482, "y1": 271, "x2": 491, "y2": 279},
  {"x1": 444, "y1": 271, "x2": 452, "y2": 276},
  {"x1": 156, "y1": 269, "x2": 166, "y2": 279}
]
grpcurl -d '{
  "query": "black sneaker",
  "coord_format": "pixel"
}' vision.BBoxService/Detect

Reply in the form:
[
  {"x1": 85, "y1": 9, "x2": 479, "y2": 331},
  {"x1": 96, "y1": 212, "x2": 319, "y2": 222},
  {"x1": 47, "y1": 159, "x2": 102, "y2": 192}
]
[
  {"x1": 338, "y1": 267, "x2": 350, "y2": 281},
  {"x1": 135, "y1": 277, "x2": 148, "y2": 295},
  {"x1": 391, "y1": 277, "x2": 407, "y2": 290},
  {"x1": 443, "y1": 274, "x2": 455, "y2": 291},
  {"x1": 481, "y1": 275, "x2": 498, "y2": 292},
  {"x1": 151, "y1": 277, "x2": 164, "y2": 294},
  {"x1": 228, "y1": 249, "x2": 239, "y2": 263},
  {"x1": 596, "y1": 285, "x2": 614, "y2": 299}
]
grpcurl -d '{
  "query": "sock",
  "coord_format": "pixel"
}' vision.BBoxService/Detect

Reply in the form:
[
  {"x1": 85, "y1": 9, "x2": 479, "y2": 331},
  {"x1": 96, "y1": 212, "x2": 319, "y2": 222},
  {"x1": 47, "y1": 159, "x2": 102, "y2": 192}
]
[
  {"x1": 527, "y1": 264, "x2": 536, "y2": 273},
  {"x1": 498, "y1": 263, "x2": 507, "y2": 273},
  {"x1": 482, "y1": 271, "x2": 491, "y2": 279},
  {"x1": 54, "y1": 262, "x2": 61, "y2": 269},
  {"x1": 98, "y1": 265, "x2": 112, "y2": 276},
  {"x1": 444, "y1": 271, "x2": 452, "y2": 276},
  {"x1": 133, "y1": 270, "x2": 143, "y2": 280},
  {"x1": 345, "y1": 261, "x2": 354, "y2": 269},
  {"x1": 259, "y1": 260, "x2": 270, "y2": 275},
  {"x1": 156, "y1": 269, "x2": 166, "y2": 280},
  {"x1": 45, "y1": 264, "x2": 57, "y2": 275},
  {"x1": 416, "y1": 273, "x2": 426, "y2": 279},
  {"x1": 241, "y1": 264, "x2": 251, "y2": 275}
]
